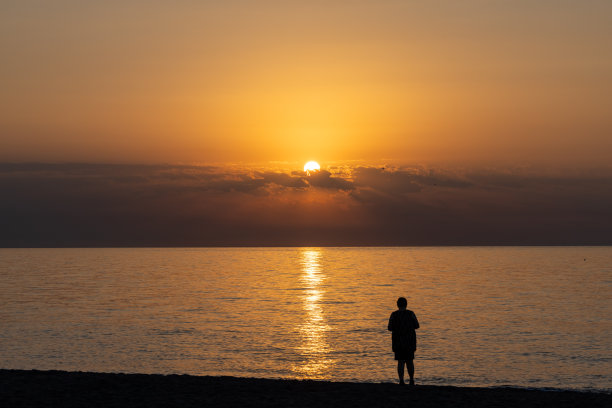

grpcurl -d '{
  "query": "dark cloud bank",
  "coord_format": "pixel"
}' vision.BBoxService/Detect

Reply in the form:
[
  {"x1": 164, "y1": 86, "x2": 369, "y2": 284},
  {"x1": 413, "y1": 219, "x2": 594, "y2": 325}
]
[{"x1": 1, "y1": 163, "x2": 611, "y2": 246}]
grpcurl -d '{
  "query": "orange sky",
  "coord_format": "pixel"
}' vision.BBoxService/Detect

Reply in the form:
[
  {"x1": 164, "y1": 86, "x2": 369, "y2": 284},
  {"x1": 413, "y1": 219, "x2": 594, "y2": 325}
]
[{"x1": 1, "y1": 1, "x2": 611, "y2": 166}]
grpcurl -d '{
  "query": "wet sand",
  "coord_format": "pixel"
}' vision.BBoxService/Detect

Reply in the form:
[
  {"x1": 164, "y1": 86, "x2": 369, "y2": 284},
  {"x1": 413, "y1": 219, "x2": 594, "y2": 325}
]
[{"x1": 1, "y1": 369, "x2": 610, "y2": 408}]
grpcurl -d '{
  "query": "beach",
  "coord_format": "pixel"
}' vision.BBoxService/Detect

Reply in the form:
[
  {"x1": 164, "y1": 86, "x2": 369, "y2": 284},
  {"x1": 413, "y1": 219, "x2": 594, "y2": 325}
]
[{"x1": 1, "y1": 370, "x2": 610, "y2": 408}]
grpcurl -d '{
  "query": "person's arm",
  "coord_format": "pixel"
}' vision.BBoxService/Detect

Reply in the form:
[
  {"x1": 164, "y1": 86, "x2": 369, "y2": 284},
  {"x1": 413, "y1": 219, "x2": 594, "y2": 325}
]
[
  {"x1": 412, "y1": 312, "x2": 420, "y2": 330},
  {"x1": 388, "y1": 313, "x2": 394, "y2": 331}
]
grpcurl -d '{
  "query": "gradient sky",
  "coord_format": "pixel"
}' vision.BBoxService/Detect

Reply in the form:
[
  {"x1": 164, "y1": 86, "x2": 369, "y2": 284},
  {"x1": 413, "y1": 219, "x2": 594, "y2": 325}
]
[
  {"x1": 2, "y1": 0, "x2": 611, "y2": 165},
  {"x1": 1, "y1": 1, "x2": 611, "y2": 245}
]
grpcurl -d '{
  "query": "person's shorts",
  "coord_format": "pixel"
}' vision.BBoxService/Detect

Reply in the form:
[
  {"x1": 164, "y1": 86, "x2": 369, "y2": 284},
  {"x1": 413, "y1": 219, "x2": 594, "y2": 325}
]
[{"x1": 394, "y1": 350, "x2": 415, "y2": 360}]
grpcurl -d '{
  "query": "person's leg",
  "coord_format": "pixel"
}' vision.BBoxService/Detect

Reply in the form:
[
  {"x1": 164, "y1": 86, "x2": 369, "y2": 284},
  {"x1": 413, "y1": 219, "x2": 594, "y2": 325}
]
[
  {"x1": 407, "y1": 359, "x2": 415, "y2": 385},
  {"x1": 397, "y1": 360, "x2": 405, "y2": 384}
]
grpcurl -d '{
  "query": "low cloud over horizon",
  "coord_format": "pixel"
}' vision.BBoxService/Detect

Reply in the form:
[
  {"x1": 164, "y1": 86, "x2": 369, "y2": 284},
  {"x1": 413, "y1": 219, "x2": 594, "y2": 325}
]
[{"x1": 1, "y1": 162, "x2": 611, "y2": 246}]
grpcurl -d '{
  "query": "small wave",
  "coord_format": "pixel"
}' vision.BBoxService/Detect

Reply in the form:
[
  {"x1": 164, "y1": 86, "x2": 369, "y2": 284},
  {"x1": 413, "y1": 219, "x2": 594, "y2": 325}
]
[{"x1": 153, "y1": 328, "x2": 195, "y2": 336}]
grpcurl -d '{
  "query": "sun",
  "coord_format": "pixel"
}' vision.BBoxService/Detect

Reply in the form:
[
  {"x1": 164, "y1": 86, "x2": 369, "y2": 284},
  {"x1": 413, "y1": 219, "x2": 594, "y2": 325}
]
[{"x1": 304, "y1": 161, "x2": 320, "y2": 175}]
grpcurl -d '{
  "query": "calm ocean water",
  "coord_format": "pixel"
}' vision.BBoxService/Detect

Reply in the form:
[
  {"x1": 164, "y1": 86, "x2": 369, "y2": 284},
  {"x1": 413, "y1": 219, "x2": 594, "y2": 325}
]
[{"x1": 0, "y1": 247, "x2": 610, "y2": 391}]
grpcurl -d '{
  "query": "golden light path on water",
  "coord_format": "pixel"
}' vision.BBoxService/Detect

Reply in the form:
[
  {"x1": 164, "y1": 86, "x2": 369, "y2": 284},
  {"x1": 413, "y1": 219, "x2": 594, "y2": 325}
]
[{"x1": 292, "y1": 249, "x2": 334, "y2": 378}]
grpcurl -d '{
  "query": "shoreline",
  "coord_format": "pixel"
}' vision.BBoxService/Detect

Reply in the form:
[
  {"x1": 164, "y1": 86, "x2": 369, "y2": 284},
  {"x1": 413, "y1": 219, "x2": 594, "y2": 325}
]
[{"x1": 1, "y1": 370, "x2": 610, "y2": 407}]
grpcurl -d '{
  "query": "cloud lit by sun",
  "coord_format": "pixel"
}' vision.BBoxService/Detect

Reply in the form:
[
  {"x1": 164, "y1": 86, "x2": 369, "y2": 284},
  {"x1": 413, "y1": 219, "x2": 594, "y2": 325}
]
[{"x1": 304, "y1": 161, "x2": 321, "y2": 175}]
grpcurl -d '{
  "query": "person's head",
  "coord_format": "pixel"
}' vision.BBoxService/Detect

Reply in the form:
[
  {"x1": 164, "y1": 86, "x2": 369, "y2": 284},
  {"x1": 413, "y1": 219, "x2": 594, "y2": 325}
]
[{"x1": 397, "y1": 297, "x2": 407, "y2": 309}]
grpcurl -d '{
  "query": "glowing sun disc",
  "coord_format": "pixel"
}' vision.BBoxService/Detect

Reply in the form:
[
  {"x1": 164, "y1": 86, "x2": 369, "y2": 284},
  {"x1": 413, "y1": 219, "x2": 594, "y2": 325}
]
[{"x1": 304, "y1": 161, "x2": 321, "y2": 174}]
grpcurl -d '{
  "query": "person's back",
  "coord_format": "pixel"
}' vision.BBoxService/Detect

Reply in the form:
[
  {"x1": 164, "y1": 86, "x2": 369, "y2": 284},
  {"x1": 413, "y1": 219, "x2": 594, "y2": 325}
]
[
  {"x1": 389, "y1": 309, "x2": 419, "y2": 353},
  {"x1": 388, "y1": 298, "x2": 420, "y2": 385}
]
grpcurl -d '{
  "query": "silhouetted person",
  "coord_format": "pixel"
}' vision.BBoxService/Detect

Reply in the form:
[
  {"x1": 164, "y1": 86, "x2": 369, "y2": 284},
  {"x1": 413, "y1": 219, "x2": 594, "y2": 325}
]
[{"x1": 388, "y1": 297, "x2": 420, "y2": 385}]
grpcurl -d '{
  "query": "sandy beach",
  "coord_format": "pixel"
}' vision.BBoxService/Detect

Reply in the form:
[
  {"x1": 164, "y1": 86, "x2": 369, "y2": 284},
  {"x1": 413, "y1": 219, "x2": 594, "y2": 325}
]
[{"x1": 1, "y1": 370, "x2": 609, "y2": 408}]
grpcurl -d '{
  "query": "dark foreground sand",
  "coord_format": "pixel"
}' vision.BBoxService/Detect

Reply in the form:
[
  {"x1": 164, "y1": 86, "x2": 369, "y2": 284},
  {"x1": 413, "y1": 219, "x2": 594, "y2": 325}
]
[{"x1": 1, "y1": 370, "x2": 610, "y2": 408}]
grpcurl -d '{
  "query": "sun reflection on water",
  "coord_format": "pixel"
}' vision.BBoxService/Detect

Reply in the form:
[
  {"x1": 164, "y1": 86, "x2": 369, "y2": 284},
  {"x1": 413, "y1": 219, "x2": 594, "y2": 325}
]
[{"x1": 292, "y1": 248, "x2": 334, "y2": 378}]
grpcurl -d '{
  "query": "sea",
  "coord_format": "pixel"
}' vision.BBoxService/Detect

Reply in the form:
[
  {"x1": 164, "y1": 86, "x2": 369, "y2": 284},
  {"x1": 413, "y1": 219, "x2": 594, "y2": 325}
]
[{"x1": 0, "y1": 247, "x2": 610, "y2": 391}]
